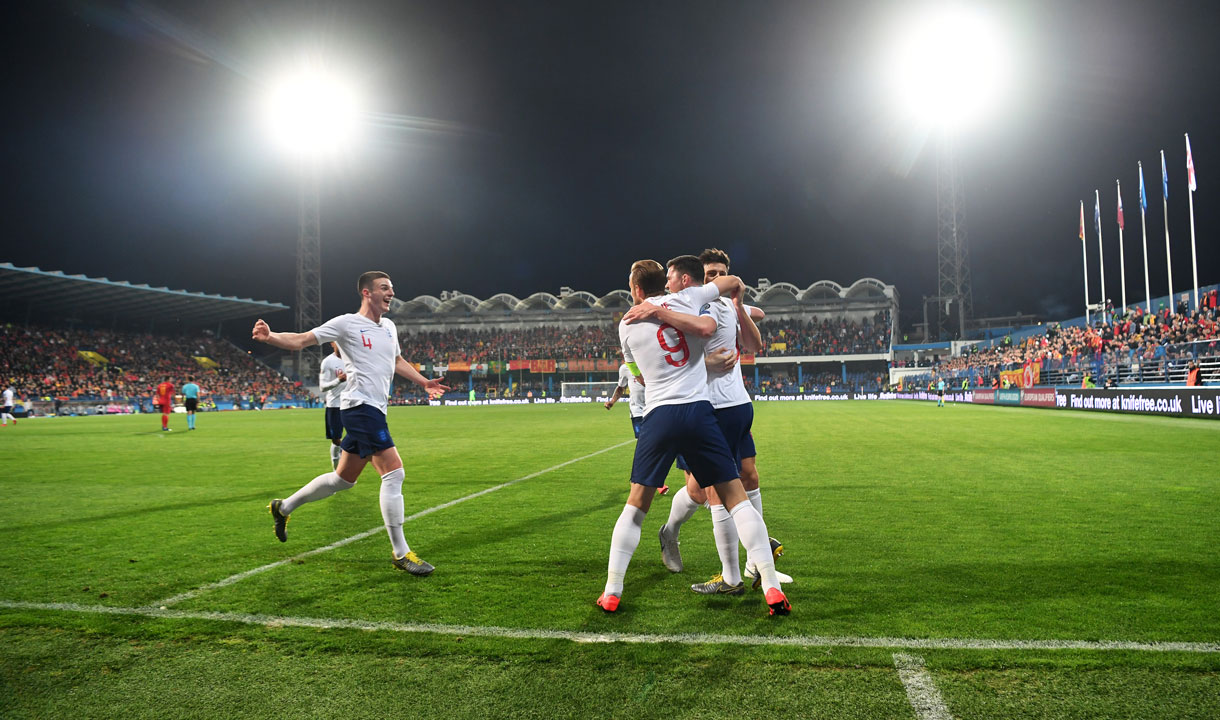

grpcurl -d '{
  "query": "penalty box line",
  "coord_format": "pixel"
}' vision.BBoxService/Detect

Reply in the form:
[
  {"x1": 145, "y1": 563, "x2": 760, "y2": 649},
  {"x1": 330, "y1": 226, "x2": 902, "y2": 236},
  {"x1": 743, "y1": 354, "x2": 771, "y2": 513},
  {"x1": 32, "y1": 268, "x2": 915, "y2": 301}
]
[
  {"x1": 152, "y1": 439, "x2": 636, "y2": 608},
  {"x1": 2, "y1": 600, "x2": 1219, "y2": 655}
]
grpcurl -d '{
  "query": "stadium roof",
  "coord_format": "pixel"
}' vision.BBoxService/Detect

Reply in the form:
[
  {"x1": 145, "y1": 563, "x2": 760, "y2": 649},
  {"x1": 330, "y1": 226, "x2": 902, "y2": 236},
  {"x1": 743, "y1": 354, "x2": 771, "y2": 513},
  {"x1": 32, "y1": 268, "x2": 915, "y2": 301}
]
[
  {"x1": 0, "y1": 263, "x2": 290, "y2": 326},
  {"x1": 389, "y1": 278, "x2": 897, "y2": 317}
]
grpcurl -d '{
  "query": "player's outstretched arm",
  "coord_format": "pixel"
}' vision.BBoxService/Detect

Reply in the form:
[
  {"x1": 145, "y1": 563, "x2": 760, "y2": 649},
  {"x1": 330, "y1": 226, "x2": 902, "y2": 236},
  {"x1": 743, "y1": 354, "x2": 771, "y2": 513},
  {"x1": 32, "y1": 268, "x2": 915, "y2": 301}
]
[
  {"x1": 252, "y1": 319, "x2": 318, "y2": 351},
  {"x1": 709, "y1": 274, "x2": 745, "y2": 299},
  {"x1": 605, "y1": 385, "x2": 625, "y2": 409},
  {"x1": 395, "y1": 356, "x2": 451, "y2": 399},
  {"x1": 622, "y1": 303, "x2": 715, "y2": 338}
]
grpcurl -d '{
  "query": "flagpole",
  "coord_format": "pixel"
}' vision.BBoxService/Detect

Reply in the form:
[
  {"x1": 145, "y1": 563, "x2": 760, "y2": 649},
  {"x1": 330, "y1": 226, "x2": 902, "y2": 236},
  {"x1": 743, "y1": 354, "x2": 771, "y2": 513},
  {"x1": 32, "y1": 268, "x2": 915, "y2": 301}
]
[
  {"x1": 1096, "y1": 189, "x2": 1107, "y2": 323},
  {"x1": 1116, "y1": 179, "x2": 1126, "y2": 313},
  {"x1": 1080, "y1": 200, "x2": 1090, "y2": 325},
  {"x1": 1161, "y1": 149, "x2": 1174, "y2": 315},
  {"x1": 1186, "y1": 133, "x2": 1199, "y2": 311},
  {"x1": 1139, "y1": 162, "x2": 1150, "y2": 314}
]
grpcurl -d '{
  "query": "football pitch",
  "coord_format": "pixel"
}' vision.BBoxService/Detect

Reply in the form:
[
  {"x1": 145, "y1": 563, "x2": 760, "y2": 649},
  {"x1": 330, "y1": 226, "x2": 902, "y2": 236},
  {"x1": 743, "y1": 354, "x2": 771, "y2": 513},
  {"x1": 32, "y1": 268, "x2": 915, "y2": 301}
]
[{"x1": 1, "y1": 401, "x2": 1217, "y2": 719}]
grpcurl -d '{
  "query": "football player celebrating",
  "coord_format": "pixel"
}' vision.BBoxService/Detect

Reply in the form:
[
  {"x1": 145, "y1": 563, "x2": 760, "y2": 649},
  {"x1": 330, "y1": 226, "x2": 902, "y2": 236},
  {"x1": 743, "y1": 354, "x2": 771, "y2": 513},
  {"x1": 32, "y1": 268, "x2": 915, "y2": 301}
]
[
  {"x1": 596, "y1": 257, "x2": 789, "y2": 616},
  {"x1": 255, "y1": 271, "x2": 449, "y2": 576}
]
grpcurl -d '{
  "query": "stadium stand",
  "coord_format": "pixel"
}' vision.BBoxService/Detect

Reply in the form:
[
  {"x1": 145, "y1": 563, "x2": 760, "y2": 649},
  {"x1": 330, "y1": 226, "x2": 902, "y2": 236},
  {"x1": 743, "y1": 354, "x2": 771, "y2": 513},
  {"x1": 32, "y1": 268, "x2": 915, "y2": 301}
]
[
  {"x1": 896, "y1": 297, "x2": 1219, "y2": 389},
  {"x1": 388, "y1": 278, "x2": 899, "y2": 399},
  {"x1": 0, "y1": 324, "x2": 311, "y2": 413}
]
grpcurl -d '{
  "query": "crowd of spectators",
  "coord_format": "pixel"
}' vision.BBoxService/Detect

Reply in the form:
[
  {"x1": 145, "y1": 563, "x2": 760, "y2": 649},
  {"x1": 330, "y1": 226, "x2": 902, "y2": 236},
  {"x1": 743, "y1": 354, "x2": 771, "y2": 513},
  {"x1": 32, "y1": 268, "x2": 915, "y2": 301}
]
[
  {"x1": 402, "y1": 310, "x2": 893, "y2": 363},
  {"x1": 405, "y1": 325, "x2": 620, "y2": 362},
  {"x1": 910, "y1": 297, "x2": 1219, "y2": 387},
  {"x1": 0, "y1": 324, "x2": 305, "y2": 405},
  {"x1": 756, "y1": 311, "x2": 892, "y2": 357}
]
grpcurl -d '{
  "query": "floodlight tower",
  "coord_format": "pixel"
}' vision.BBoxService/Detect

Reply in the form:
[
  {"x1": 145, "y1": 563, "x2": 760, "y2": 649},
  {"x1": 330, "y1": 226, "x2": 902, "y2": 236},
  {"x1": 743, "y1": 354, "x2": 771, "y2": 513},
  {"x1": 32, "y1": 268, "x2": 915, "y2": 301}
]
[
  {"x1": 891, "y1": 7, "x2": 1007, "y2": 340},
  {"x1": 263, "y1": 61, "x2": 361, "y2": 380},
  {"x1": 936, "y1": 132, "x2": 972, "y2": 340},
  {"x1": 295, "y1": 162, "x2": 323, "y2": 380}
]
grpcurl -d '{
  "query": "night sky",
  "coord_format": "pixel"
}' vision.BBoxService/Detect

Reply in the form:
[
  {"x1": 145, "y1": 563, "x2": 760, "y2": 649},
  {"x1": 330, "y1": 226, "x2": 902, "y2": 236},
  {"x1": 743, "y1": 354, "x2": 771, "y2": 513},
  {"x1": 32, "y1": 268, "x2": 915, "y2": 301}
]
[{"x1": 3, "y1": 0, "x2": 1218, "y2": 329}]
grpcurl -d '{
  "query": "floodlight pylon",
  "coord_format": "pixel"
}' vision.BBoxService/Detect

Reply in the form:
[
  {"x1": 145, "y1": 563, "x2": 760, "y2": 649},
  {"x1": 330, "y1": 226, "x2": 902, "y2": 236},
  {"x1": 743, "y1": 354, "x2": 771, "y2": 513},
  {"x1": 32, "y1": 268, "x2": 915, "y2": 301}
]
[
  {"x1": 935, "y1": 131, "x2": 973, "y2": 340},
  {"x1": 294, "y1": 160, "x2": 323, "y2": 380}
]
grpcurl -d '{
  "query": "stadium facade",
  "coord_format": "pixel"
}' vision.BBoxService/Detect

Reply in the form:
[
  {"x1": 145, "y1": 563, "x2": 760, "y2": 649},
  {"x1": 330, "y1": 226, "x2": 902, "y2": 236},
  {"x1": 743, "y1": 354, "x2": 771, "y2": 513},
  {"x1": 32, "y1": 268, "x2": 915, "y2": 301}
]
[{"x1": 385, "y1": 279, "x2": 898, "y2": 397}]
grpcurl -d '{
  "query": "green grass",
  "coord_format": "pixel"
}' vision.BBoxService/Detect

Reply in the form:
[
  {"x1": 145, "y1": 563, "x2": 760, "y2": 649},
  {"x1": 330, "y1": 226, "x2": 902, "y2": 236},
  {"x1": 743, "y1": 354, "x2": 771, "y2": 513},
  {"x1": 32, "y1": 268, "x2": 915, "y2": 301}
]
[{"x1": 1, "y1": 402, "x2": 1218, "y2": 718}]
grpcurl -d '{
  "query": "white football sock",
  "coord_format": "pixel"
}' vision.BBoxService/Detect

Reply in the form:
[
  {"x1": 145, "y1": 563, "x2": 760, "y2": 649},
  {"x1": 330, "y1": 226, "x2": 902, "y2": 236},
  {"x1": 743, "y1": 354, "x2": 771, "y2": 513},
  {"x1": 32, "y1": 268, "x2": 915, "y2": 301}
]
[
  {"x1": 379, "y1": 468, "x2": 409, "y2": 558},
  {"x1": 329, "y1": 444, "x2": 343, "y2": 469},
  {"x1": 729, "y1": 501, "x2": 781, "y2": 593},
  {"x1": 709, "y1": 504, "x2": 742, "y2": 586},
  {"x1": 746, "y1": 488, "x2": 763, "y2": 518},
  {"x1": 281, "y1": 471, "x2": 353, "y2": 515},
  {"x1": 605, "y1": 504, "x2": 646, "y2": 597},
  {"x1": 664, "y1": 486, "x2": 701, "y2": 537}
]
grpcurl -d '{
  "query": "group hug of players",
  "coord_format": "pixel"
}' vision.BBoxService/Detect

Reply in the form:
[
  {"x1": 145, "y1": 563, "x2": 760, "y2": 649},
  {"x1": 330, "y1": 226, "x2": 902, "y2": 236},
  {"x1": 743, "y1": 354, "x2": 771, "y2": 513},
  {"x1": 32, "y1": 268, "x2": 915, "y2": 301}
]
[{"x1": 255, "y1": 248, "x2": 790, "y2": 617}]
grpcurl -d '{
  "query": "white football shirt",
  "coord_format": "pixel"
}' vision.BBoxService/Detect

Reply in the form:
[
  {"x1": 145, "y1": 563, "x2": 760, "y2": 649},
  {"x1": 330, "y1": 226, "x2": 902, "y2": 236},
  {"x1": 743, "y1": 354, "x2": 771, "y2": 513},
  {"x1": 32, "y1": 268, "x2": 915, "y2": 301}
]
[
  {"x1": 318, "y1": 353, "x2": 347, "y2": 408},
  {"x1": 2, "y1": 388, "x2": 12, "y2": 406},
  {"x1": 616, "y1": 363, "x2": 646, "y2": 418},
  {"x1": 311, "y1": 313, "x2": 399, "y2": 413},
  {"x1": 705, "y1": 297, "x2": 752, "y2": 409},
  {"x1": 618, "y1": 284, "x2": 720, "y2": 416}
]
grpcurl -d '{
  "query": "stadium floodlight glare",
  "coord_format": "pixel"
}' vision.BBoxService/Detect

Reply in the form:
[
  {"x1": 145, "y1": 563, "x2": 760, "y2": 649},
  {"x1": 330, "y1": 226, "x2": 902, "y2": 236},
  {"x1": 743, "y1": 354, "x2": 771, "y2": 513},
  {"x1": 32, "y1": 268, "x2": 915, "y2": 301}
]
[
  {"x1": 888, "y1": 6, "x2": 1009, "y2": 130},
  {"x1": 262, "y1": 63, "x2": 362, "y2": 156}
]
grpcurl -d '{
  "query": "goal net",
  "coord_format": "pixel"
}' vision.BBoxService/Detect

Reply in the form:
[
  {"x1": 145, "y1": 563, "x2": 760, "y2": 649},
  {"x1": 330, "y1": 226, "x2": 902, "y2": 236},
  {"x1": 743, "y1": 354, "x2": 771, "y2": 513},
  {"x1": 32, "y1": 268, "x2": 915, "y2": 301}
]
[{"x1": 560, "y1": 381, "x2": 619, "y2": 400}]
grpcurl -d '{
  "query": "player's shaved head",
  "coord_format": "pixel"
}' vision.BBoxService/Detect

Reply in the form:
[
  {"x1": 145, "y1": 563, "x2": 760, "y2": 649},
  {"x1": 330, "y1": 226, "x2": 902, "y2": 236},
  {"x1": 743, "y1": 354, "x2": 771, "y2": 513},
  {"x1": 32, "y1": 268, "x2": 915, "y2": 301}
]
[
  {"x1": 666, "y1": 255, "x2": 704, "y2": 285},
  {"x1": 699, "y1": 248, "x2": 730, "y2": 268},
  {"x1": 357, "y1": 271, "x2": 391, "y2": 296},
  {"x1": 629, "y1": 259, "x2": 666, "y2": 297}
]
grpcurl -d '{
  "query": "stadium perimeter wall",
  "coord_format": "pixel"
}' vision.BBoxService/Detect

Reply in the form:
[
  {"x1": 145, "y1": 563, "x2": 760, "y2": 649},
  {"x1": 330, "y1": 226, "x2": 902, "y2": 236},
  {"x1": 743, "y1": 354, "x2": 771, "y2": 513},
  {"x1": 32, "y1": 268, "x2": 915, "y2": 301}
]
[{"x1": 432, "y1": 387, "x2": 1220, "y2": 420}]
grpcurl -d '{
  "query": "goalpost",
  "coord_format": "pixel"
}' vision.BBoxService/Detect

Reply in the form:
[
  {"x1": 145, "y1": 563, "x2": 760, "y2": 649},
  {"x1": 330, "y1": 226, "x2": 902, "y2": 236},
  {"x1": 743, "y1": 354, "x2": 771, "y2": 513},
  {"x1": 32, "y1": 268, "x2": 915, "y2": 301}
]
[{"x1": 560, "y1": 381, "x2": 619, "y2": 400}]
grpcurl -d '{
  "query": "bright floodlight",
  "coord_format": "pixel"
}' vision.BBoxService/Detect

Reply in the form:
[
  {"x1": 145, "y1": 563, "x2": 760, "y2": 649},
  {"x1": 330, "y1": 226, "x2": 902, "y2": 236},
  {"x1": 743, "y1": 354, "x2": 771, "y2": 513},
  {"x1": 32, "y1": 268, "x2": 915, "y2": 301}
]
[
  {"x1": 888, "y1": 7, "x2": 1009, "y2": 130},
  {"x1": 263, "y1": 64, "x2": 362, "y2": 156}
]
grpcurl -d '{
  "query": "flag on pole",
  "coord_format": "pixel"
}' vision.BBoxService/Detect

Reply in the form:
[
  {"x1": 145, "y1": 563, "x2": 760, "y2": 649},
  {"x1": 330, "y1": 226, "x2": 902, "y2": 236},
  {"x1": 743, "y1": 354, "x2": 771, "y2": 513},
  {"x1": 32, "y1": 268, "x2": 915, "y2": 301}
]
[
  {"x1": 1186, "y1": 133, "x2": 1197, "y2": 191},
  {"x1": 1117, "y1": 180, "x2": 1124, "y2": 229},
  {"x1": 1161, "y1": 150, "x2": 1169, "y2": 199},
  {"x1": 1139, "y1": 162, "x2": 1147, "y2": 211},
  {"x1": 1095, "y1": 191, "x2": 1101, "y2": 237},
  {"x1": 1079, "y1": 200, "x2": 1085, "y2": 241}
]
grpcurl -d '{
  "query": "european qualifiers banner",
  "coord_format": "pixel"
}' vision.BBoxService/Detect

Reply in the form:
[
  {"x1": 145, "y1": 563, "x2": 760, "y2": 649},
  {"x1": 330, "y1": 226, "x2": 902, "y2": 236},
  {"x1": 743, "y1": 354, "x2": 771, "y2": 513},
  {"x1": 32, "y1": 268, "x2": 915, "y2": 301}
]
[{"x1": 1054, "y1": 388, "x2": 1220, "y2": 420}]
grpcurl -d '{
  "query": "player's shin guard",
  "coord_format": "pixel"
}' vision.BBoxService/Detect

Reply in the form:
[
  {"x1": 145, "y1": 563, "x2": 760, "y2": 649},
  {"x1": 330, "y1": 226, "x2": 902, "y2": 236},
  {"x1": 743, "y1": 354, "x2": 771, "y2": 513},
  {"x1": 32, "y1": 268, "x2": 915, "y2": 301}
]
[
  {"x1": 606, "y1": 505, "x2": 645, "y2": 597},
  {"x1": 709, "y1": 504, "x2": 743, "y2": 586},
  {"x1": 161, "y1": 413, "x2": 169, "y2": 429},
  {"x1": 329, "y1": 444, "x2": 343, "y2": 469},
  {"x1": 281, "y1": 471, "x2": 353, "y2": 515},
  {"x1": 664, "y1": 486, "x2": 701, "y2": 537},
  {"x1": 728, "y1": 501, "x2": 781, "y2": 593},
  {"x1": 379, "y1": 468, "x2": 409, "y2": 558}
]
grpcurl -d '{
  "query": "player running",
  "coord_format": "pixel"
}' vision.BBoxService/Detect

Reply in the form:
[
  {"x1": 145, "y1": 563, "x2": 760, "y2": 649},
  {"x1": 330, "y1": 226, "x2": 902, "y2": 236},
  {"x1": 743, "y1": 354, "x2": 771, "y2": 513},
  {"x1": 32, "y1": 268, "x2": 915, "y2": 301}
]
[
  {"x1": 255, "y1": 271, "x2": 450, "y2": 575},
  {"x1": 596, "y1": 257, "x2": 789, "y2": 616},
  {"x1": 154, "y1": 377, "x2": 174, "y2": 431},
  {"x1": 658, "y1": 248, "x2": 787, "y2": 593},
  {"x1": 319, "y1": 342, "x2": 348, "y2": 469}
]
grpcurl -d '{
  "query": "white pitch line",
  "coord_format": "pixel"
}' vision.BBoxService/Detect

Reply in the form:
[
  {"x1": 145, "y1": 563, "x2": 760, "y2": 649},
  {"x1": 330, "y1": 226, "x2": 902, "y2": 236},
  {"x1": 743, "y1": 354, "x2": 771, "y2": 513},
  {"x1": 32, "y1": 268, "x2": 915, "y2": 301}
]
[
  {"x1": 152, "y1": 439, "x2": 635, "y2": 607},
  {"x1": 894, "y1": 653, "x2": 955, "y2": 720},
  {"x1": 3, "y1": 601, "x2": 1219, "y2": 654}
]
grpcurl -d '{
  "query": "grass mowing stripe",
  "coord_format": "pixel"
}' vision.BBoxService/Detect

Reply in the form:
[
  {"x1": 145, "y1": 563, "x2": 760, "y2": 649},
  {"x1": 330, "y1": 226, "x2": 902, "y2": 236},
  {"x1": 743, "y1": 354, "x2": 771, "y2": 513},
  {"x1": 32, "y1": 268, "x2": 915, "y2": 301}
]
[
  {"x1": 4, "y1": 601, "x2": 1219, "y2": 654},
  {"x1": 152, "y1": 438, "x2": 636, "y2": 607},
  {"x1": 894, "y1": 653, "x2": 955, "y2": 720}
]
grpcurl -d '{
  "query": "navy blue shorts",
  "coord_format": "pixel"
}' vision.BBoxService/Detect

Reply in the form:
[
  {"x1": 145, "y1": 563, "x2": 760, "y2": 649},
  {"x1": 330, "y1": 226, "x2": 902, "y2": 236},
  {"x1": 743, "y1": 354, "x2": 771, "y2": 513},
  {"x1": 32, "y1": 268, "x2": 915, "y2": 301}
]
[
  {"x1": 630, "y1": 414, "x2": 643, "y2": 439},
  {"x1": 324, "y1": 407, "x2": 344, "y2": 441},
  {"x1": 739, "y1": 430, "x2": 756, "y2": 460},
  {"x1": 631, "y1": 401, "x2": 738, "y2": 489},
  {"x1": 339, "y1": 405, "x2": 394, "y2": 458},
  {"x1": 676, "y1": 402, "x2": 754, "y2": 473}
]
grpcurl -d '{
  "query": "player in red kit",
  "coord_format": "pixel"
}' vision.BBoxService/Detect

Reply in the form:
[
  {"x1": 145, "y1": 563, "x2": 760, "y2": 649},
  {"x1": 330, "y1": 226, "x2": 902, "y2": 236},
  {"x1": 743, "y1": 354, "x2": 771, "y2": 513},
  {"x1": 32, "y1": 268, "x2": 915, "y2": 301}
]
[{"x1": 155, "y1": 377, "x2": 175, "y2": 431}]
